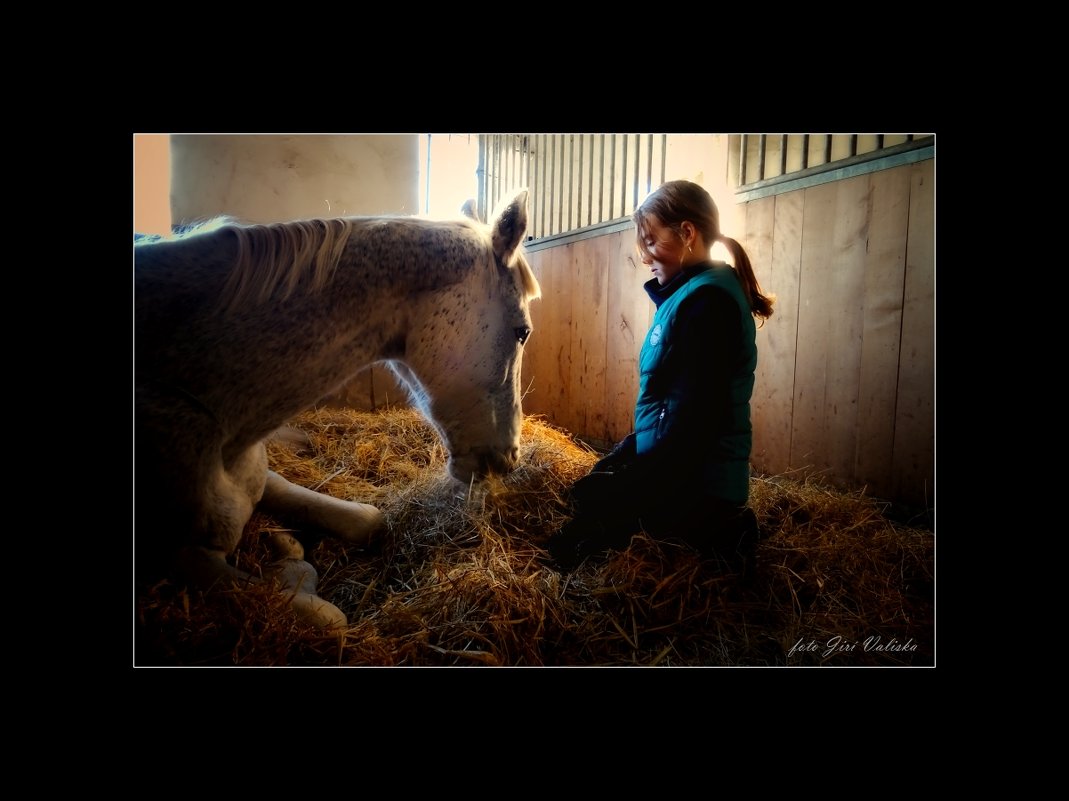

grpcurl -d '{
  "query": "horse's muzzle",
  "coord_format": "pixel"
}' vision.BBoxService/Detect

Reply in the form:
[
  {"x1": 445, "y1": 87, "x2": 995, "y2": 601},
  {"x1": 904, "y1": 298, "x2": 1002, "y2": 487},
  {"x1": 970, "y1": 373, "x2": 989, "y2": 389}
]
[
  {"x1": 483, "y1": 446, "x2": 520, "y2": 476},
  {"x1": 451, "y1": 446, "x2": 520, "y2": 483}
]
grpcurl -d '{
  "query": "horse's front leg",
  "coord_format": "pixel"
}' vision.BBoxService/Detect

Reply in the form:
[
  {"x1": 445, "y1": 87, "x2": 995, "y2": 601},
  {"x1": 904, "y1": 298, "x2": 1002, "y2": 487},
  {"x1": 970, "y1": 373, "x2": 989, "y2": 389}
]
[
  {"x1": 179, "y1": 442, "x2": 349, "y2": 631},
  {"x1": 177, "y1": 540, "x2": 348, "y2": 632},
  {"x1": 261, "y1": 470, "x2": 385, "y2": 546}
]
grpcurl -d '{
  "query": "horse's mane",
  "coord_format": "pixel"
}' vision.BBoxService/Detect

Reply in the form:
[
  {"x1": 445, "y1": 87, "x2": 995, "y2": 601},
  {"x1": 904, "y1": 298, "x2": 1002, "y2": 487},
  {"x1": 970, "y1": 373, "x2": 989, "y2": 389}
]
[
  {"x1": 142, "y1": 213, "x2": 540, "y2": 312},
  {"x1": 218, "y1": 217, "x2": 356, "y2": 314},
  {"x1": 223, "y1": 214, "x2": 542, "y2": 308}
]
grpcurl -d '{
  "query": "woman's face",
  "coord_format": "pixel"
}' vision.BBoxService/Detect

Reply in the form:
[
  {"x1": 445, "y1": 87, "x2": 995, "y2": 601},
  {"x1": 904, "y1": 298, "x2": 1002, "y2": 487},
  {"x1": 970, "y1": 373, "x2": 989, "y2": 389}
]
[{"x1": 638, "y1": 215, "x2": 686, "y2": 285}]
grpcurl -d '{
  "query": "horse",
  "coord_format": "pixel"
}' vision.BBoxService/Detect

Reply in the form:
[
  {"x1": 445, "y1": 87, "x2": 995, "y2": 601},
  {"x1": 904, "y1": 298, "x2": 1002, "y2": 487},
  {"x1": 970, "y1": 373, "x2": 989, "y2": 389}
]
[{"x1": 135, "y1": 189, "x2": 540, "y2": 630}]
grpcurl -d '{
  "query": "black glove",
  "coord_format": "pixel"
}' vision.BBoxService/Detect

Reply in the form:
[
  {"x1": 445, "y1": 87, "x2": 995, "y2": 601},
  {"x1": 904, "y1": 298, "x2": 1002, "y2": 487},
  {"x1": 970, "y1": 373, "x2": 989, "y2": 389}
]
[
  {"x1": 565, "y1": 434, "x2": 647, "y2": 516},
  {"x1": 592, "y1": 433, "x2": 637, "y2": 473},
  {"x1": 568, "y1": 470, "x2": 619, "y2": 513}
]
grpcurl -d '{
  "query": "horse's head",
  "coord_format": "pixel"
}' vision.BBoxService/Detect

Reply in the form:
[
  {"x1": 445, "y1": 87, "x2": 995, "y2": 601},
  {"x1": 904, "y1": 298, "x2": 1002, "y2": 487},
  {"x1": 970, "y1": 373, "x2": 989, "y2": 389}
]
[{"x1": 393, "y1": 189, "x2": 540, "y2": 485}]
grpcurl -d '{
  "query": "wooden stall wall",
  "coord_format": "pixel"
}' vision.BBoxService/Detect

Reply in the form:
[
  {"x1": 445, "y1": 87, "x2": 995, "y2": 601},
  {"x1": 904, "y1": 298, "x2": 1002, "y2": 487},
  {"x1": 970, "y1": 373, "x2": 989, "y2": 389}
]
[
  {"x1": 521, "y1": 157, "x2": 934, "y2": 512},
  {"x1": 522, "y1": 233, "x2": 652, "y2": 450}
]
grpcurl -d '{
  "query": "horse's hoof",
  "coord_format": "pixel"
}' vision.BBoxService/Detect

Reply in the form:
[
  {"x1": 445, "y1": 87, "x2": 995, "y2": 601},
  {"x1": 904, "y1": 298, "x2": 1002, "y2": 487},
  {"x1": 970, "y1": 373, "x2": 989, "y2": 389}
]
[
  {"x1": 267, "y1": 557, "x2": 319, "y2": 594},
  {"x1": 267, "y1": 558, "x2": 347, "y2": 630},
  {"x1": 334, "y1": 503, "x2": 386, "y2": 545},
  {"x1": 290, "y1": 592, "x2": 348, "y2": 631}
]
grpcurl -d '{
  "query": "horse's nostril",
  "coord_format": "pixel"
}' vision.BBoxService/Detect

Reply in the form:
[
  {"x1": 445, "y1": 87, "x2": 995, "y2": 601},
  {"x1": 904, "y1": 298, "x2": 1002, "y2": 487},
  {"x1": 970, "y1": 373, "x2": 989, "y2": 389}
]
[
  {"x1": 466, "y1": 447, "x2": 520, "y2": 479},
  {"x1": 484, "y1": 449, "x2": 520, "y2": 476}
]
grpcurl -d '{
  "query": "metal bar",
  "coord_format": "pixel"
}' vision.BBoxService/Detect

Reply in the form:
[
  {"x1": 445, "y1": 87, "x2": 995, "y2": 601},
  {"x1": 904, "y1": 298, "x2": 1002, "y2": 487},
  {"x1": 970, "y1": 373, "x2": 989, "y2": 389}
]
[
  {"x1": 633, "y1": 134, "x2": 640, "y2": 210},
  {"x1": 551, "y1": 136, "x2": 560, "y2": 237},
  {"x1": 522, "y1": 216, "x2": 637, "y2": 252},
  {"x1": 590, "y1": 134, "x2": 598, "y2": 226},
  {"x1": 598, "y1": 135, "x2": 605, "y2": 223},
  {"x1": 490, "y1": 136, "x2": 496, "y2": 217},
  {"x1": 560, "y1": 134, "x2": 568, "y2": 233},
  {"x1": 477, "y1": 136, "x2": 486, "y2": 221},
  {"x1": 540, "y1": 136, "x2": 548, "y2": 238},
  {"x1": 659, "y1": 134, "x2": 666, "y2": 187},
  {"x1": 524, "y1": 136, "x2": 531, "y2": 204},
  {"x1": 849, "y1": 134, "x2": 857, "y2": 158},
  {"x1": 739, "y1": 134, "x2": 748, "y2": 186},
  {"x1": 567, "y1": 134, "x2": 574, "y2": 233},
  {"x1": 496, "y1": 137, "x2": 503, "y2": 207},
  {"x1": 526, "y1": 136, "x2": 533, "y2": 232},
  {"x1": 576, "y1": 134, "x2": 583, "y2": 230},
  {"x1": 498, "y1": 137, "x2": 504, "y2": 206},
  {"x1": 823, "y1": 135, "x2": 832, "y2": 166},
  {"x1": 802, "y1": 134, "x2": 809, "y2": 170},
  {"x1": 779, "y1": 134, "x2": 788, "y2": 176},
  {"x1": 611, "y1": 134, "x2": 620, "y2": 220},
  {"x1": 490, "y1": 136, "x2": 497, "y2": 214},
  {"x1": 757, "y1": 135, "x2": 767, "y2": 183},
  {"x1": 511, "y1": 134, "x2": 517, "y2": 190},
  {"x1": 646, "y1": 134, "x2": 653, "y2": 196},
  {"x1": 424, "y1": 134, "x2": 432, "y2": 214}
]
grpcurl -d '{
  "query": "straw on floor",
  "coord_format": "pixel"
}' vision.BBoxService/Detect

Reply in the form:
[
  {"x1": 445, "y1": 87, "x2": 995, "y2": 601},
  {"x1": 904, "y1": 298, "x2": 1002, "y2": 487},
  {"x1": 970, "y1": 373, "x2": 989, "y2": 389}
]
[{"x1": 135, "y1": 407, "x2": 934, "y2": 667}]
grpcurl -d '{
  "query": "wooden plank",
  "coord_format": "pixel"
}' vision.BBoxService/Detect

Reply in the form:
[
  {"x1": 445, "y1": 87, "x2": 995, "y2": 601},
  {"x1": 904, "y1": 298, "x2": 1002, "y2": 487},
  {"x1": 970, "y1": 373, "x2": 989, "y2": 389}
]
[
  {"x1": 604, "y1": 229, "x2": 650, "y2": 445},
  {"x1": 521, "y1": 247, "x2": 570, "y2": 428},
  {"x1": 792, "y1": 180, "x2": 839, "y2": 482},
  {"x1": 544, "y1": 242, "x2": 576, "y2": 432},
  {"x1": 568, "y1": 237, "x2": 609, "y2": 443},
  {"x1": 764, "y1": 191, "x2": 804, "y2": 477},
  {"x1": 855, "y1": 166, "x2": 911, "y2": 498},
  {"x1": 739, "y1": 194, "x2": 782, "y2": 474},
  {"x1": 739, "y1": 187, "x2": 799, "y2": 479},
  {"x1": 822, "y1": 175, "x2": 870, "y2": 490},
  {"x1": 551, "y1": 242, "x2": 579, "y2": 434},
  {"x1": 520, "y1": 247, "x2": 547, "y2": 418},
  {"x1": 892, "y1": 159, "x2": 935, "y2": 510}
]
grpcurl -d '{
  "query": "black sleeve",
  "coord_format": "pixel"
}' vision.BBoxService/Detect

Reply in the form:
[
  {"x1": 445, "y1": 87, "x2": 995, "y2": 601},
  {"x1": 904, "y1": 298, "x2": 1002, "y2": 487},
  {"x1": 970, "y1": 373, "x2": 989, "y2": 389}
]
[{"x1": 634, "y1": 286, "x2": 742, "y2": 478}]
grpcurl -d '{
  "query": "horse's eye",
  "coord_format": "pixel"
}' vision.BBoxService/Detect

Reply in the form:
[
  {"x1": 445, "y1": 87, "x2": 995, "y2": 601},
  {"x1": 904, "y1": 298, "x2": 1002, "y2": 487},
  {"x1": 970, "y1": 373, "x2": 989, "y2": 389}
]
[{"x1": 514, "y1": 326, "x2": 532, "y2": 345}]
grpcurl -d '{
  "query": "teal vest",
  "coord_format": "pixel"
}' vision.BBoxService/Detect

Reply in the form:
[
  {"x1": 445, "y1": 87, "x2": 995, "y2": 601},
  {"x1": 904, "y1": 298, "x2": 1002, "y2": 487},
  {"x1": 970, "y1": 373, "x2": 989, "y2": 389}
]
[{"x1": 634, "y1": 263, "x2": 756, "y2": 504}]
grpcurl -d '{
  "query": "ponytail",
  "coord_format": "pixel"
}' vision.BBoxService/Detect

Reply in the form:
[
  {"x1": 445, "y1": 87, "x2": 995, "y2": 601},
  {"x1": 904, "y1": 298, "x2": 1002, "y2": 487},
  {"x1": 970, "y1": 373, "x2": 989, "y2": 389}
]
[{"x1": 718, "y1": 234, "x2": 775, "y2": 325}]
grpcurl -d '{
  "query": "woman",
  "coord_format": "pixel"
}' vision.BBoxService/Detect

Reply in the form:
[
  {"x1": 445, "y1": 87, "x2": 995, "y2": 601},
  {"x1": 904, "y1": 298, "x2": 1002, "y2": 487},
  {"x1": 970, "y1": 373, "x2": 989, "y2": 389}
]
[{"x1": 547, "y1": 180, "x2": 775, "y2": 573}]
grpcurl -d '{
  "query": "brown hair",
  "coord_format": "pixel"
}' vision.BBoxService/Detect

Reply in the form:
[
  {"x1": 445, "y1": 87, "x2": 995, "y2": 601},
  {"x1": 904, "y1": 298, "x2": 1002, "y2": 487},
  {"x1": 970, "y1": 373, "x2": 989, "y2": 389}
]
[{"x1": 633, "y1": 180, "x2": 775, "y2": 323}]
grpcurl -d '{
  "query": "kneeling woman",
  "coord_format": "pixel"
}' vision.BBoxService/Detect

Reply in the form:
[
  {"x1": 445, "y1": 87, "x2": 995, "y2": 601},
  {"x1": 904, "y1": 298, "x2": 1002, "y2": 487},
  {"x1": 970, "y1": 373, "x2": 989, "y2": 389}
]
[{"x1": 548, "y1": 180, "x2": 775, "y2": 573}]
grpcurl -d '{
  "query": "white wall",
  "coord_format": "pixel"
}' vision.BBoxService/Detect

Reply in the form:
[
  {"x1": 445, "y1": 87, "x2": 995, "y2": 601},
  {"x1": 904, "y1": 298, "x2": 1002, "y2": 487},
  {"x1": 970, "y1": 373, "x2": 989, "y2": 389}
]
[{"x1": 169, "y1": 134, "x2": 419, "y2": 224}]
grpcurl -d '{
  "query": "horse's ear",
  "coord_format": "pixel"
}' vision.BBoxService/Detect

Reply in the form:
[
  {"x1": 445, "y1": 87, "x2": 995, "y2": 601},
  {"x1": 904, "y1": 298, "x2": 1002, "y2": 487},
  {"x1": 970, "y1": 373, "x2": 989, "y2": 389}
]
[
  {"x1": 460, "y1": 198, "x2": 481, "y2": 222},
  {"x1": 490, "y1": 189, "x2": 529, "y2": 265}
]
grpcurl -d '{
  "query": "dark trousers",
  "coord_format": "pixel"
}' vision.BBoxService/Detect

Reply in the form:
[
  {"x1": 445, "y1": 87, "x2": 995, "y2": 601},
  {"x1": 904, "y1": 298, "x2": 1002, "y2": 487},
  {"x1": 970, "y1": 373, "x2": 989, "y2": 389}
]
[{"x1": 562, "y1": 469, "x2": 759, "y2": 565}]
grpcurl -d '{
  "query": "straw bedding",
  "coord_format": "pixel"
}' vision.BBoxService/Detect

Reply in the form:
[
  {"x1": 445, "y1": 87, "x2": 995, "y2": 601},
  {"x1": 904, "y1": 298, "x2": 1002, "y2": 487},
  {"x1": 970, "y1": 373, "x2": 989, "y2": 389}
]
[{"x1": 135, "y1": 407, "x2": 935, "y2": 668}]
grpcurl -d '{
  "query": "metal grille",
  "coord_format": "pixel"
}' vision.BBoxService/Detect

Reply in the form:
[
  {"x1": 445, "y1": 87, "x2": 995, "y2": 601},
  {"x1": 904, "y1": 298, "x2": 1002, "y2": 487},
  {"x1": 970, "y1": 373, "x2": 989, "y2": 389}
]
[
  {"x1": 477, "y1": 134, "x2": 933, "y2": 241},
  {"x1": 731, "y1": 134, "x2": 932, "y2": 188},
  {"x1": 478, "y1": 134, "x2": 667, "y2": 241}
]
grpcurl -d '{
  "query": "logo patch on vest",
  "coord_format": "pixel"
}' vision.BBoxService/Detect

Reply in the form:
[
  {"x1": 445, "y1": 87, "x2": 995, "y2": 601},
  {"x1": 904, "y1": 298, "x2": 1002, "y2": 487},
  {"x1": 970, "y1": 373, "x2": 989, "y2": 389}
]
[{"x1": 649, "y1": 324, "x2": 663, "y2": 346}]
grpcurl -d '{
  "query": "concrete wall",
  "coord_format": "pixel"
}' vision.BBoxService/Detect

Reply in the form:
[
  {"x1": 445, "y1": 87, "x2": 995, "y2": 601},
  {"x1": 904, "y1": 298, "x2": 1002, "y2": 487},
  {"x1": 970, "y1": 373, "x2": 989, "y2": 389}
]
[{"x1": 169, "y1": 134, "x2": 419, "y2": 224}]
